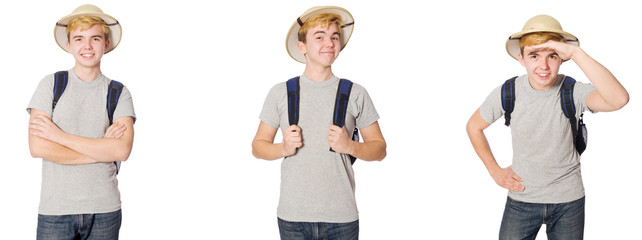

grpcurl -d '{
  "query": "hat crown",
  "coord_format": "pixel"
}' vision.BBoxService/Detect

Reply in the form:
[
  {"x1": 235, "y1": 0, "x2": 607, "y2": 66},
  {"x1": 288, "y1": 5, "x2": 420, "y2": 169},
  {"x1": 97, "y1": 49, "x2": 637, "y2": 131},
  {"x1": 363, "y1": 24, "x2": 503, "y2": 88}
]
[
  {"x1": 522, "y1": 14, "x2": 563, "y2": 32},
  {"x1": 71, "y1": 4, "x2": 105, "y2": 15}
]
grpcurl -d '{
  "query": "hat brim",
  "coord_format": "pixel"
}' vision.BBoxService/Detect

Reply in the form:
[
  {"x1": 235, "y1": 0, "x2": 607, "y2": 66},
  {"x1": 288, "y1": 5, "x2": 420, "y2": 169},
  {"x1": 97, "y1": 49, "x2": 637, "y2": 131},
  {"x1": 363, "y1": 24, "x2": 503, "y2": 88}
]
[
  {"x1": 54, "y1": 11, "x2": 121, "y2": 54},
  {"x1": 505, "y1": 29, "x2": 578, "y2": 60},
  {"x1": 286, "y1": 6, "x2": 354, "y2": 63}
]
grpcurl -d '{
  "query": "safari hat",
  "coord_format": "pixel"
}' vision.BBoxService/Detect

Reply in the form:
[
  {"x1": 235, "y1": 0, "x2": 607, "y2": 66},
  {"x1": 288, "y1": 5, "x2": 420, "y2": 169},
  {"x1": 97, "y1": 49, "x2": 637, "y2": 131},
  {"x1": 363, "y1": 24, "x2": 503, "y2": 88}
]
[
  {"x1": 505, "y1": 14, "x2": 578, "y2": 60},
  {"x1": 286, "y1": 6, "x2": 354, "y2": 63},
  {"x1": 54, "y1": 4, "x2": 121, "y2": 53}
]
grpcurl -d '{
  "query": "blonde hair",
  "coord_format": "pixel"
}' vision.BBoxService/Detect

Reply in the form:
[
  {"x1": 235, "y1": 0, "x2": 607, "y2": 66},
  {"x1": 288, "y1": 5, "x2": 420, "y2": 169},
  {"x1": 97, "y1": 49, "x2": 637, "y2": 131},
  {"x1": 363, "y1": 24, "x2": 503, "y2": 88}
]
[
  {"x1": 519, "y1": 32, "x2": 565, "y2": 54},
  {"x1": 66, "y1": 16, "x2": 109, "y2": 41},
  {"x1": 298, "y1": 13, "x2": 343, "y2": 43}
]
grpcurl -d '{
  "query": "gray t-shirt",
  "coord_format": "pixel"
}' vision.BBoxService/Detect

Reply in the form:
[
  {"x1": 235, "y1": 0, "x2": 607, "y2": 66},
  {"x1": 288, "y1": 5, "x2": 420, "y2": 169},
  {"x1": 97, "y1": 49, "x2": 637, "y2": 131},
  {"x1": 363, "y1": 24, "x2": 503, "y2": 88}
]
[
  {"x1": 480, "y1": 74, "x2": 594, "y2": 203},
  {"x1": 27, "y1": 70, "x2": 136, "y2": 215},
  {"x1": 259, "y1": 74, "x2": 379, "y2": 223}
]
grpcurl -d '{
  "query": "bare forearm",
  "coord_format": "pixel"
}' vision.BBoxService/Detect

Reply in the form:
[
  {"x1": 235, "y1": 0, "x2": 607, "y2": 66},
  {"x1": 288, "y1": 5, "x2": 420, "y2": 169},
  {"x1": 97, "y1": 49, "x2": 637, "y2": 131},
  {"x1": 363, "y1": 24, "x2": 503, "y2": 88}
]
[
  {"x1": 56, "y1": 133, "x2": 132, "y2": 162},
  {"x1": 572, "y1": 48, "x2": 629, "y2": 109},
  {"x1": 466, "y1": 127, "x2": 501, "y2": 174},
  {"x1": 466, "y1": 109, "x2": 501, "y2": 174},
  {"x1": 29, "y1": 135, "x2": 96, "y2": 165},
  {"x1": 252, "y1": 139, "x2": 286, "y2": 160},
  {"x1": 349, "y1": 140, "x2": 386, "y2": 161}
]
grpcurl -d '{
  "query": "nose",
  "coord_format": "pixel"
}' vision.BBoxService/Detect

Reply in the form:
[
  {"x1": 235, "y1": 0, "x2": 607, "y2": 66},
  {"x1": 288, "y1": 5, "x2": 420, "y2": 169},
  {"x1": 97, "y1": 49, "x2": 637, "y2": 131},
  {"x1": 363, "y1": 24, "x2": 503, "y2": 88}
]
[
  {"x1": 324, "y1": 37, "x2": 335, "y2": 48},
  {"x1": 538, "y1": 57, "x2": 550, "y2": 70},
  {"x1": 82, "y1": 39, "x2": 93, "y2": 50}
]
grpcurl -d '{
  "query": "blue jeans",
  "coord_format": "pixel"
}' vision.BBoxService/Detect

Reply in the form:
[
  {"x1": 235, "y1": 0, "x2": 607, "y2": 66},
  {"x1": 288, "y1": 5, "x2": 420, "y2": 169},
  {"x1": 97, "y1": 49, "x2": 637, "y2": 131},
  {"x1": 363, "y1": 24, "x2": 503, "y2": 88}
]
[
  {"x1": 278, "y1": 218, "x2": 359, "y2": 240},
  {"x1": 37, "y1": 209, "x2": 122, "y2": 240},
  {"x1": 499, "y1": 197, "x2": 585, "y2": 240}
]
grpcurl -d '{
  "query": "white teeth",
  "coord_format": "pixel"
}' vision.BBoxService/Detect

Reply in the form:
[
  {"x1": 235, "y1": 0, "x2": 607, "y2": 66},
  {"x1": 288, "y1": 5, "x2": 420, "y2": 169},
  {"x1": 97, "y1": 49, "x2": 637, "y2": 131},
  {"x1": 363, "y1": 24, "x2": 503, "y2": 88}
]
[
  {"x1": 82, "y1": 54, "x2": 93, "y2": 57},
  {"x1": 538, "y1": 73, "x2": 549, "y2": 77}
]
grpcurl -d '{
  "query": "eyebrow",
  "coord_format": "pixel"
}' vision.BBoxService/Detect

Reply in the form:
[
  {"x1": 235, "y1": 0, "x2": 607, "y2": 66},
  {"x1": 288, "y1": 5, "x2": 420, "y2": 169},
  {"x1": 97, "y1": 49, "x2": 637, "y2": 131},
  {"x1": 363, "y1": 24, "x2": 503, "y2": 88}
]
[
  {"x1": 313, "y1": 31, "x2": 340, "y2": 36},
  {"x1": 71, "y1": 34, "x2": 104, "y2": 39},
  {"x1": 528, "y1": 51, "x2": 558, "y2": 57}
]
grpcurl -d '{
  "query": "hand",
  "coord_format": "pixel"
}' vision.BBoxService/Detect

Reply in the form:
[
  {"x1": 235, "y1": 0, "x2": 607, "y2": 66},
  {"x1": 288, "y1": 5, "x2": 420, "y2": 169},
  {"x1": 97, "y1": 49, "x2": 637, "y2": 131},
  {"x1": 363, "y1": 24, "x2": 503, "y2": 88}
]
[
  {"x1": 328, "y1": 125, "x2": 353, "y2": 154},
  {"x1": 490, "y1": 166, "x2": 525, "y2": 192},
  {"x1": 525, "y1": 40, "x2": 579, "y2": 61},
  {"x1": 104, "y1": 122, "x2": 127, "y2": 139},
  {"x1": 282, "y1": 125, "x2": 302, "y2": 157},
  {"x1": 29, "y1": 114, "x2": 65, "y2": 143}
]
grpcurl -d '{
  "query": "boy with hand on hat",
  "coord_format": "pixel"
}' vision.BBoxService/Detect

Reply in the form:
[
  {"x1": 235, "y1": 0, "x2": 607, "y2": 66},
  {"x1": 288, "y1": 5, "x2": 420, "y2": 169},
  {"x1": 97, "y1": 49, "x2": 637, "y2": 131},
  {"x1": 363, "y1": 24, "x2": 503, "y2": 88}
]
[
  {"x1": 27, "y1": 4, "x2": 135, "y2": 239},
  {"x1": 252, "y1": 6, "x2": 386, "y2": 239},
  {"x1": 466, "y1": 15, "x2": 628, "y2": 239}
]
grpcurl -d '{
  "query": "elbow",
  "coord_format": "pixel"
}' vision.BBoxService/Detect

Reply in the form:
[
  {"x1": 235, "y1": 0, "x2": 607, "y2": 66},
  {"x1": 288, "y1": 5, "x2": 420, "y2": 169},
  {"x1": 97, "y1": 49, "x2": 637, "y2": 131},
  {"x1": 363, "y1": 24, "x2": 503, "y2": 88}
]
[
  {"x1": 251, "y1": 141, "x2": 261, "y2": 159},
  {"x1": 115, "y1": 153, "x2": 131, "y2": 162},
  {"x1": 465, "y1": 119, "x2": 475, "y2": 135},
  {"x1": 375, "y1": 151, "x2": 386, "y2": 162},
  {"x1": 603, "y1": 95, "x2": 629, "y2": 112},
  {"x1": 28, "y1": 138, "x2": 45, "y2": 159},
  {"x1": 29, "y1": 146, "x2": 43, "y2": 159},
  {"x1": 112, "y1": 147, "x2": 132, "y2": 162},
  {"x1": 369, "y1": 141, "x2": 387, "y2": 161},
  {"x1": 378, "y1": 142, "x2": 387, "y2": 161}
]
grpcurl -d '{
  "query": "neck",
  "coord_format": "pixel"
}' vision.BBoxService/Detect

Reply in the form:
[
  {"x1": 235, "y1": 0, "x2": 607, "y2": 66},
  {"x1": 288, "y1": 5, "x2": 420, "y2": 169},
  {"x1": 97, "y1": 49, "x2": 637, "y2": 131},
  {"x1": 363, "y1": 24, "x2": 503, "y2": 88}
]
[
  {"x1": 303, "y1": 64, "x2": 333, "y2": 82},
  {"x1": 527, "y1": 75, "x2": 557, "y2": 91},
  {"x1": 73, "y1": 64, "x2": 102, "y2": 82}
]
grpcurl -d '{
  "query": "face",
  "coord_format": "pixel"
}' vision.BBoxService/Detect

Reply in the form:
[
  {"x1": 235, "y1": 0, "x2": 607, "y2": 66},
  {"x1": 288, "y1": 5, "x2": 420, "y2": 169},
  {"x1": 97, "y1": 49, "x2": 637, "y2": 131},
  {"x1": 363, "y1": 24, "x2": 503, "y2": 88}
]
[
  {"x1": 66, "y1": 24, "x2": 109, "y2": 70},
  {"x1": 518, "y1": 47, "x2": 562, "y2": 90},
  {"x1": 297, "y1": 23, "x2": 341, "y2": 67}
]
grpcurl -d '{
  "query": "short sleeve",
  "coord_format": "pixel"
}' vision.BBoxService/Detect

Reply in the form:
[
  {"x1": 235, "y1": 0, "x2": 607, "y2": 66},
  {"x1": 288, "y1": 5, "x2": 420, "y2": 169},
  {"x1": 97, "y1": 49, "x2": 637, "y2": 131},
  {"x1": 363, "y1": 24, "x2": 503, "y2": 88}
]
[
  {"x1": 479, "y1": 85, "x2": 504, "y2": 125},
  {"x1": 350, "y1": 83, "x2": 379, "y2": 128},
  {"x1": 113, "y1": 85, "x2": 136, "y2": 123},
  {"x1": 259, "y1": 83, "x2": 286, "y2": 128},
  {"x1": 574, "y1": 81, "x2": 595, "y2": 114},
  {"x1": 27, "y1": 74, "x2": 55, "y2": 116}
]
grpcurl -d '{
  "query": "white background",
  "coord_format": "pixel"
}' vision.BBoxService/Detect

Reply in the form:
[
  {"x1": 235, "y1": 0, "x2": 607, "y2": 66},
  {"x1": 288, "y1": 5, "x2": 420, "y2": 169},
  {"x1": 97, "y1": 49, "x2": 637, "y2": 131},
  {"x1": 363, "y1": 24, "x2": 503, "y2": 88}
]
[{"x1": 1, "y1": 0, "x2": 640, "y2": 239}]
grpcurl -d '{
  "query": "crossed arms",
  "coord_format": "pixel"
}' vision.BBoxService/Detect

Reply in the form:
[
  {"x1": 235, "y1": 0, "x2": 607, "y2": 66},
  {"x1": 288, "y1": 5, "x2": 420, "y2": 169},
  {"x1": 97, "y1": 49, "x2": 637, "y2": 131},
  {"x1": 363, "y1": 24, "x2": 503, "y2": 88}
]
[
  {"x1": 28, "y1": 108, "x2": 135, "y2": 165},
  {"x1": 252, "y1": 121, "x2": 386, "y2": 161}
]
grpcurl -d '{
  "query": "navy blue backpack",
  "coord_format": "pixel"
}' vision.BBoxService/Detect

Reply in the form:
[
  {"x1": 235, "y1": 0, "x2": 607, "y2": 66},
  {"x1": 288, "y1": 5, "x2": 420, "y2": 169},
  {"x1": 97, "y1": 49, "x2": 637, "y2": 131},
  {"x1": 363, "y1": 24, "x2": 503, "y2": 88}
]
[
  {"x1": 52, "y1": 71, "x2": 125, "y2": 172},
  {"x1": 286, "y1": 77, "x2": 360, "y2": 164},
  {"x1": 501, "y1": 76, "x2": 587, "y2": 155}
]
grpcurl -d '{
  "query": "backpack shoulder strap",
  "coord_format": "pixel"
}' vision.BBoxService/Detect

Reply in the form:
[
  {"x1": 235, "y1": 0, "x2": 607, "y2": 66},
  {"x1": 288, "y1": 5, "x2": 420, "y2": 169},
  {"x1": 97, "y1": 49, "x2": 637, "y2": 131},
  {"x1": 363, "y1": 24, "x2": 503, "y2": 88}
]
[
  {"x1": 107, "y1": 80, "x2": 125, "y2": 175},
  {"x1": 286, "y1": 77, "x2": 300, "y2": 126},
  {"x1": 501, "y1": 76, "x2": 518, "y2": 126},
  {"x1": 333, "y1": 79, "x2": 358, "y2": 164},
  {"x1": 560, "y1": 76, "x2": 577, "y2": 120},
  {"x1": 107, "y1": 80, "x2": 124, "y2": 125},
  {"x1": 333, "y1": 79, "x2": 353, "y2": 128},
  {"x1": 560, "y1": 76, "x2": 580, "y2": 150},
  {"x1": 52, "y1": 71, "x2": 69, "y2": 110}
]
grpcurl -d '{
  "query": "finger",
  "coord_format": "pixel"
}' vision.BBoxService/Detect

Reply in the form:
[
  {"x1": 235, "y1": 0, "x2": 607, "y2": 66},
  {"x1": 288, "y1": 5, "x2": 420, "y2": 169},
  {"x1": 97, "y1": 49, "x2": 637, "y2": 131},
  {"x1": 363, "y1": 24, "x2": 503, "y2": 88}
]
[
  {"x1": 514, "y1": 182, "x2": 525, "y2": 192},
  {"x1": 29, "y1": 128, "x2": 42, "y2": 136},
  {"x1": 288, "y1": 125, "x2": 301, "y2": 132},
  {"x1": 512, "y1": 174, "x2": 523, "y2": 183}
]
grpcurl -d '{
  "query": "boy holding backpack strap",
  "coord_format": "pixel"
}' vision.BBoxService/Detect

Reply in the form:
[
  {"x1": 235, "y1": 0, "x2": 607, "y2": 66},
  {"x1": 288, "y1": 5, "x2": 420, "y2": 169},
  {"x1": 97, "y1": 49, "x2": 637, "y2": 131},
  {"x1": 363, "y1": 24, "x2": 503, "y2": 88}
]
[
  {"x1": 466, "y1": 15, "x2": 628, "y2": 239},
  {"x1": 27, "y1": 4, "x2": 135, "y2": 239},
  {"x1": 251, "y1": 6, "x2": 386, "y2": 239}
]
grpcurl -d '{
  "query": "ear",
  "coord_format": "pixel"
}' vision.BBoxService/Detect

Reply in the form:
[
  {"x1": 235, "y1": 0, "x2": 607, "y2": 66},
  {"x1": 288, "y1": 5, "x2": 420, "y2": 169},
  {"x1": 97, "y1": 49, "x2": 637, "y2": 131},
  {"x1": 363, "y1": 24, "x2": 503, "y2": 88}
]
[
  {"x1": 66, "y1": 40, "x2": 71, "y2": 53},
  {"x1": 517, "y1": 53, "x2": 526, "y2": 67},
  {"x1": 105, "y1": 39, "x2": 110, "y2": 53},
  {"x1": 297, "y1": 41, "x2": 307, "y2": 55}
]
